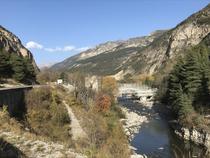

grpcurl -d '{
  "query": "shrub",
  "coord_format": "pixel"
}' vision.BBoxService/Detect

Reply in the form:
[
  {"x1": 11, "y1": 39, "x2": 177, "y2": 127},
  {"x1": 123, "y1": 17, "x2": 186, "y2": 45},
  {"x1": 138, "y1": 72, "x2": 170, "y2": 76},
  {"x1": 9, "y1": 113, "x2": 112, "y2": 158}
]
[
  {"x1": 25, "y1": 87, "x2": 71, "y2": 143},
  {"x1": 95, "y1": 94, "x2": 111, "y2": 112}
]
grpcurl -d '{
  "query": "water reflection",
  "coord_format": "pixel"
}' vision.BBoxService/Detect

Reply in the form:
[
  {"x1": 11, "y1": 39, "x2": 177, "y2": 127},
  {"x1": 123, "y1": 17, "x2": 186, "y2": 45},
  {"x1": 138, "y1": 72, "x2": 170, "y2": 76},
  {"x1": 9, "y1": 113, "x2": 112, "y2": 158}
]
[
  {"x1": 132, "y1": 118, "x2": 209, "y2": 158},
  {"x1": 119, "y1": 98, "x2": 209, "y2": 158}
]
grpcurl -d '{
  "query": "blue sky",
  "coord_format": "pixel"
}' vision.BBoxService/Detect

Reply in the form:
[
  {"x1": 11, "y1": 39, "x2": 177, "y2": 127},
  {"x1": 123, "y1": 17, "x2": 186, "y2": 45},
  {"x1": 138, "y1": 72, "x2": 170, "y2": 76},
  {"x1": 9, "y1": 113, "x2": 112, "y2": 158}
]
[{"x1": 1, "y1": 0, "x2": 210, "y2": 67}]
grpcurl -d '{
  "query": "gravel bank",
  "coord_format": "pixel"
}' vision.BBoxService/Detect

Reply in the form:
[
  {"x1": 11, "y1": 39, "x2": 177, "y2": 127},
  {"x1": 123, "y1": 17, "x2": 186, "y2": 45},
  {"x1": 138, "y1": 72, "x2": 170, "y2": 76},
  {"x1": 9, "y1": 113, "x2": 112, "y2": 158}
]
[{"x1": 120, "y1": 100, "x2": 154, "y2": 158}]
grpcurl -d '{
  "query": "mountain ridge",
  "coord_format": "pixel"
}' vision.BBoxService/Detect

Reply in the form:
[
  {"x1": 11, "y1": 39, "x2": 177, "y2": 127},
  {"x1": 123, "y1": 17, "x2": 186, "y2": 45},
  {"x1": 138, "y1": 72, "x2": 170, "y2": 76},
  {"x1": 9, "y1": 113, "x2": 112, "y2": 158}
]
[
  {"x1": 51, "y1": 30, "x2": 167, "y2": 74},
  {"x1": 51, "y1": 4, "x2": 210, "y2": 80}
]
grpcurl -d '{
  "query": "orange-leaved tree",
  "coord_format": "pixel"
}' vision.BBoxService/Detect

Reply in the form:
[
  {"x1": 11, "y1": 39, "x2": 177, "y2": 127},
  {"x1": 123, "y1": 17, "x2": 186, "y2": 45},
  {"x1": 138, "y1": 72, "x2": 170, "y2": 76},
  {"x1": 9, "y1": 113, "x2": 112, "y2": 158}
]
[{"x1": 95, "y1": 93, "x2": 111, "y2": 112}]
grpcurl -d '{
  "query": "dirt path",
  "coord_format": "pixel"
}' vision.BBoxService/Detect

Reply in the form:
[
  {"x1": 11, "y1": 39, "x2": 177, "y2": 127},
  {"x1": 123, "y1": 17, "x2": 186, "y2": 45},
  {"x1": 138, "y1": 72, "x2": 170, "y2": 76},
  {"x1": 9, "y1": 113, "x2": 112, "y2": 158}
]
[{"x1": 63, "y1": 101, "x2": 87, "y2": 141}]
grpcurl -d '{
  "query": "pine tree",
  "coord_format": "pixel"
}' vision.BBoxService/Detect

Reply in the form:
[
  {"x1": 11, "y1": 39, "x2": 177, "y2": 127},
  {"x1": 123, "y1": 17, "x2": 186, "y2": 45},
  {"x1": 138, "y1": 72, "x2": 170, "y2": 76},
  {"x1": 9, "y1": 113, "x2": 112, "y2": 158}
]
[
  {"x1": 59, "y1": 72, "x2": 68, "y2": 83},
  {"x1": 166, "y1": 44, "x2": 210, "y2": 118},
  {"x1": 168, "y1": 58, "x2": 185, "y2": 112},
  {"x1": 178, "y1": 93, "x2": 193, "y2": 118},
  {"x1": 24, "y1": 58, "x2": 36, "y2": 82},
  {"x1": 182, "y1": 52, "x2": 202, "y2": 95},
  {"x1": 0, "y1": 50, "x2": 11, "y2": 78},
  {"x1": 10, "y1": 54, "x2": 26, "y2": 82}
]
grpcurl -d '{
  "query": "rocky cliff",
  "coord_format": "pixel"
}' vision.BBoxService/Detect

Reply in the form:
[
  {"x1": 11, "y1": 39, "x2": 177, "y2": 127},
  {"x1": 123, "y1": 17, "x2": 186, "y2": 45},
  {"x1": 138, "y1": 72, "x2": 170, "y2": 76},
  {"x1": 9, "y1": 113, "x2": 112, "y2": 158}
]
[
  {"x1": 52, "y1": 4, "x2": 210, "y2": 80},
  {"x1": 127, "y1": 4, "x2": 210, "y2": 75},
  {"x1": 0, "y1": 25, "x2": 39, "y2": 72}
]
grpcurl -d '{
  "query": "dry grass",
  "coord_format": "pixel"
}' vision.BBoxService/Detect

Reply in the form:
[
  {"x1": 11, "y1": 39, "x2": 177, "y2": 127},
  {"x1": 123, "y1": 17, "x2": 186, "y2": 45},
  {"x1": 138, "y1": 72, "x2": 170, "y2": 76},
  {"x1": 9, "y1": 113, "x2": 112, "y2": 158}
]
[
  {"x1": 66, "y1": 96, "x2": 130, "y2": 158},
  {"x1": 25, "y1": 87, "x2": 72, "y2": 145},
  {"x1": 0, "y1": 86, "x2": 131, "y2": 158}
]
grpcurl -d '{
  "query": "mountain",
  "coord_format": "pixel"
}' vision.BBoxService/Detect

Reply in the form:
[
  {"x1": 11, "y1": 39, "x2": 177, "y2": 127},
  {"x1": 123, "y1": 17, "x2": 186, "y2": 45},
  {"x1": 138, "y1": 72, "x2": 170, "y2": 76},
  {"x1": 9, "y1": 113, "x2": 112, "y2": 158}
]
[
  {"x1": 0, "y1": 25, "x2": 39, "y2": 72},
  {"x1": 52, "y1": 4, "x2": 210, "y2": 80},
  {"x1": 51, "y1": 30, "x2": 166, "y2": 76},
  {"x1": 125, "y1": 4, "x2": 210, "y2": 76}
]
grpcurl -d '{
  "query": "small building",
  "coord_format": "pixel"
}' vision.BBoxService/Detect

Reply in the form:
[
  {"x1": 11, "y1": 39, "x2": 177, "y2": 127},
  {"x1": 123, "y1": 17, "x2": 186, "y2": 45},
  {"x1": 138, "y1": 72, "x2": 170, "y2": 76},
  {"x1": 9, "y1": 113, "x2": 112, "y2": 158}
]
[
  {"x1": 85, "y1": 75, "x2": 101, "y2": 92},
  {"x1": 57, "y1": 79, "x2": 63, "y2": 85}
]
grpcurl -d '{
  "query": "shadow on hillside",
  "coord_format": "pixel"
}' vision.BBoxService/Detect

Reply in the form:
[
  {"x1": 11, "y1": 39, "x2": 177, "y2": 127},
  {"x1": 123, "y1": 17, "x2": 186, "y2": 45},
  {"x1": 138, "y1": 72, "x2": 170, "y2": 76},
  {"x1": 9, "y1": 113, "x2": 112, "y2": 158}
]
[{"x1": 0, "y1": 138, "x2": 26, "y2": 158}]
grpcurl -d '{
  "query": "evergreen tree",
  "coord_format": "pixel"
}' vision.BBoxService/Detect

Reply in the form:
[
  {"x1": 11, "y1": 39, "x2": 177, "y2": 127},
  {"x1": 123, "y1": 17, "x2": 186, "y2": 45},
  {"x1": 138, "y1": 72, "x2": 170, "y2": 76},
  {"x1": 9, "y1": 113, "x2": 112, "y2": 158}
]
[
  {"x1": 168, "y1": 59, "x2": 185, "y2": 110},
  {"x1": 178, "y1": 93, "x2": 193, "y2": 118},
  {"x1": 0, "y1": 50, "x2": 11, "y2": 78},
  {"x1": 182, "y1": 53, "x2": 202, "y2": 95},
  {"x1": 24, "y1": 58, "x2": 36, "y2": 82},
  {"x1": 59, "y1": 72, "x2": 68, "y2": 83},
  {"x1": 166, "y1": 44, "x2": 210, "y2": 118},
  {"x1": 10, "y1": 54, "x2": 26, "y2": 82}
]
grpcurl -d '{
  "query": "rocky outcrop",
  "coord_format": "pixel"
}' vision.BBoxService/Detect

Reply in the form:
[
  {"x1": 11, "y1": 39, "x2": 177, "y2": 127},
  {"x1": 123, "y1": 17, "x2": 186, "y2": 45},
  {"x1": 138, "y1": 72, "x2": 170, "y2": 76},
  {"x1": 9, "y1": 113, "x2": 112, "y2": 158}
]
[
  {"x1": 175, "y1": 127, "x2": 210, "y2": 148},
  {"x1": 0, "y1": 25, "x2": 39, "y2": 72},
  {"x1": 170, "y1": 121, "x2": 210, "y2": 148},
  {"x1": 126, "y1": 4, "x2": 210, "y2": 75}
]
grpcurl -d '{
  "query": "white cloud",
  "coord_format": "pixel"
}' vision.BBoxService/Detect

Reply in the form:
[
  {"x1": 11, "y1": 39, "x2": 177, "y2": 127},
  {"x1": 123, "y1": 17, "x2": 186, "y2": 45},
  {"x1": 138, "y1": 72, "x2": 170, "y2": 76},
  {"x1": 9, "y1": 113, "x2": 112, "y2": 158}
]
[
  {"x1": 44, "y1": 47, "x2": 62, "y2": 52},
  {"x1": 44, "y1": 46, "x2": 75, "y2": 52},
  {"x1": 76, "y1": 47, "x2": 90, "y2": 52},
  {"x1": 63, "y1": 46, "x2": 75, "y2": 51},
  {"x1": 25, "y1": 41, "x2": 89, "y2": 53},
  {"x1": 25, "y1": 41, "x2": 43, "y2": 49}
]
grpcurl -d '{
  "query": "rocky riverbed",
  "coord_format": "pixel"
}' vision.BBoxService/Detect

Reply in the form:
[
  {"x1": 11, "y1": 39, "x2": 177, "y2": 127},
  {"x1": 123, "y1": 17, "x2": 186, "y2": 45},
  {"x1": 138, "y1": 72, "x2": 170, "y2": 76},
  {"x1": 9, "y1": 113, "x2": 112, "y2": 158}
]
[
  {"x1": 119, "y1": 99, "x2": 154, "y2": 158},
  {"x1": 120, "y1": 106, "x2": 148, "y2": 141}
]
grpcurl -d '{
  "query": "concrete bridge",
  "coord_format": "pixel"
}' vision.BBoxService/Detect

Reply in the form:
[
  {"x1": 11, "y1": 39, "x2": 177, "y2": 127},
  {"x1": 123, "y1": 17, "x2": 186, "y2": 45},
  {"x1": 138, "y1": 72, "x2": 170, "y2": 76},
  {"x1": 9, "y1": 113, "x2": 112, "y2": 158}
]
[
  {"x1": 118, "y1": 84, "x2": 157, "y2": 102},
  {"x1": 0, "y1": 86, "x2": 33, "y2": 117}
]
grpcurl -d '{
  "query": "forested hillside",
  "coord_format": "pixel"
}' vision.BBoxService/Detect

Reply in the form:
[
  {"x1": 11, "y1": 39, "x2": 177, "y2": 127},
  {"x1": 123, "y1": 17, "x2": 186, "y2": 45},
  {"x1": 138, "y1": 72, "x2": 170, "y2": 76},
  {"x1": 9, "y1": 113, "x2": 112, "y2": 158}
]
[
  {"x1": 0, "y1": 49, "x2": 36, "y2": 83},
  {"x1": 0, "y1": 26, "x2": 38, "y2": 84},
  {"x1": 159, "y1": 36, "x2": 210, "y2": 128}
]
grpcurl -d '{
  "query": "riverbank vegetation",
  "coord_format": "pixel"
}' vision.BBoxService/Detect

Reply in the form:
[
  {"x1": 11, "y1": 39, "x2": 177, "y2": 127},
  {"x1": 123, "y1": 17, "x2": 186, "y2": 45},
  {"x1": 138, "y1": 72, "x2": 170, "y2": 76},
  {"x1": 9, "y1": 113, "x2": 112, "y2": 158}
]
[
  {"x1": 68, "y1": 97, "x2": 129, "y2": 158},
  {"x1": 157, "y1": 44, "x2": 210, "y2": 130},
  {"x1": 0, "y1": 75, "x2": 130, "y2": 157},
  {"x1": 66, "y1": 75, "x2": 130, "y2": 158}
]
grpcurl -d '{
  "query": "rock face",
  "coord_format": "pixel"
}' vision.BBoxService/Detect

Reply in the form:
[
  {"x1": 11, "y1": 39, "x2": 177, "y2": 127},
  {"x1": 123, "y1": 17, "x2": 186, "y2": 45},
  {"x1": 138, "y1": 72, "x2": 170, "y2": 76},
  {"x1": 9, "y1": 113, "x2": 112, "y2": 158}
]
[
  {"x1": 52, "y1": 4, "x2": 210, "y2": 79},
  {"x1": 174, "y1": 126, "x2": 210, "y2": 148},
  {"x1": 0, "y1": 25, "x2": 39, "y2": 72},
  {"x1": 128, "y1": 4, "x2": 210, "y2": 75}
]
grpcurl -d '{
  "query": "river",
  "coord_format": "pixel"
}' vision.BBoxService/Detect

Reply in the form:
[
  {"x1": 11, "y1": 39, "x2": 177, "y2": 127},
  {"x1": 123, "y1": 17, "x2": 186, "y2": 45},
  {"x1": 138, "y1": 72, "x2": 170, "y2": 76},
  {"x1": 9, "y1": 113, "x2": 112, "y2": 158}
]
[{"x1": 118, "y1": 98, "x2": 209, "y2": 158}]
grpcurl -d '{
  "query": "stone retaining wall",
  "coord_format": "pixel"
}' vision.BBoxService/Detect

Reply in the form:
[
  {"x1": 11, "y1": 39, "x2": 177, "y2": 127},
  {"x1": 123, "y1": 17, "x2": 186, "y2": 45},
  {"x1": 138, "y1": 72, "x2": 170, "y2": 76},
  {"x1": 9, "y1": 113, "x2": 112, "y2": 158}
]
[{"x1": 0, "y1": 87, "x2": 32, "y2": 117}]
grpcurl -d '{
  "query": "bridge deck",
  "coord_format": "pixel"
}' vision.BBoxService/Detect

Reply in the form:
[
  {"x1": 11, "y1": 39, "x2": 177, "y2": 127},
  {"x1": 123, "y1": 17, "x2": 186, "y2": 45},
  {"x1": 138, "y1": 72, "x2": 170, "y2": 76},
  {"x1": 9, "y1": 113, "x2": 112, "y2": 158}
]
[{"x1": 0, "y1": 86, "x2": 33, "y2": 91}]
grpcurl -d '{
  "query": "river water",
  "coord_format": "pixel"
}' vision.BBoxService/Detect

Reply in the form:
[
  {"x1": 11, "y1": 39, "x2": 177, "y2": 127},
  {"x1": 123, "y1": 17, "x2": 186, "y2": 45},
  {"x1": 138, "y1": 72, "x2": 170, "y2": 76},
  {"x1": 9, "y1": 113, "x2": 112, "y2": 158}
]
[{"x1": 119, "y1": 99, "x2": 209, "y2": 158}]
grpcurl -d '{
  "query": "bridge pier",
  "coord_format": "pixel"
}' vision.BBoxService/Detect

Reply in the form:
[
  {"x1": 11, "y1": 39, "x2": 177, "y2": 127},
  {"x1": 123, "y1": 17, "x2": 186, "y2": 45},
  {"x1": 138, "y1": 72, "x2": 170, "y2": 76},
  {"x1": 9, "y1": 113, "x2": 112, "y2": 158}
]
[{"x1": 118, "y1": 84, "x2": 156, "y2": 102}]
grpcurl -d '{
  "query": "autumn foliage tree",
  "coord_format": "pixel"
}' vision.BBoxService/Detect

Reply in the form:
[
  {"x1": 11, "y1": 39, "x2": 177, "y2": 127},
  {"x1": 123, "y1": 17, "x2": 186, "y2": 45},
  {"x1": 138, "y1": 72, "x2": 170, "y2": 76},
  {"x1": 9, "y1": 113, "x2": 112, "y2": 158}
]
[
  {"x1": 101, "y1": 76, "x2": 118, "y2": 97},
  {"x1": 95, "y1": 93, "x2": 111, "y2": 112}
]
